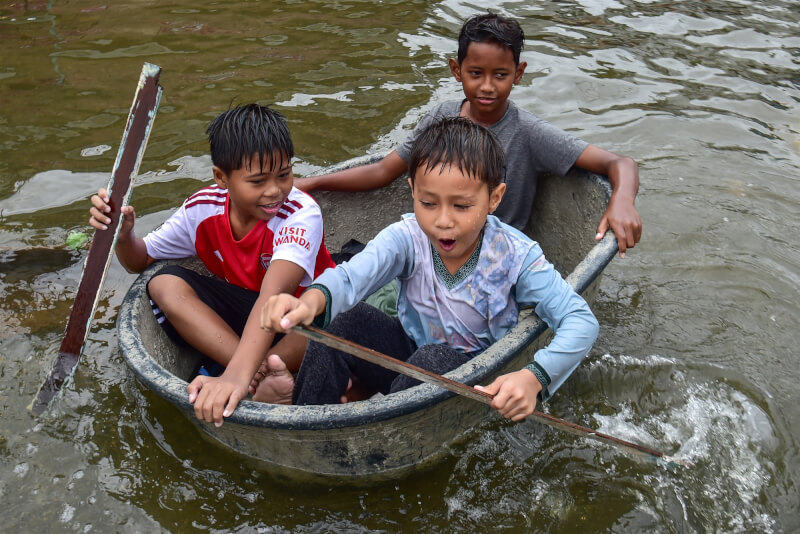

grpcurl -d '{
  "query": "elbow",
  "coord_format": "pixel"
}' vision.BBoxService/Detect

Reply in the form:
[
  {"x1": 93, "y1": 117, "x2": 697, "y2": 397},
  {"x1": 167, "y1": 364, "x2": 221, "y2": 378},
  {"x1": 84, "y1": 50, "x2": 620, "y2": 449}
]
[
  {"x1": 125, "y1": 255, "x2": 154, "y2": 274},
  {"x1": 617, "y1": 154, "x2": 637, "y2": 169},
  {"x1": 573, "y1": 309, "x2": 599, "y2": 351},
  {"x1": 608, "y1": 155, "x2": 638, "y2": 176},
  {"x1": 621, "y1": 155, "x2": 639, "y2": 182},
  {"x1": 123, "y1": 261, "x2": 148, "y2": 274},
  {"x1": 588, "y1": 314, "x2": 600, "y2": 345}
]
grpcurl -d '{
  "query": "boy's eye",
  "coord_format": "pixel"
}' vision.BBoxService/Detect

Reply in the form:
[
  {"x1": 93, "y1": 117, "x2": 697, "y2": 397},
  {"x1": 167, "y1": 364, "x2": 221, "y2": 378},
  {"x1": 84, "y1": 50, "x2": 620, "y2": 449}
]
[
  {"x1": 419, "y1": 200, "x2": 435, "y2": 208},
  {"x1": 455, "y1": 204, "x2": 472, "y2": 210}
]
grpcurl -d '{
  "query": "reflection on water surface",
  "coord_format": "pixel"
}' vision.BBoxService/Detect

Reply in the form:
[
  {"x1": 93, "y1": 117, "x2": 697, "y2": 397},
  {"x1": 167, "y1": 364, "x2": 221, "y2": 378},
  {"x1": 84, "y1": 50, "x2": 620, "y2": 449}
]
[{"x1": 1, "y1": 0, "x2": 798, "y2": 531}]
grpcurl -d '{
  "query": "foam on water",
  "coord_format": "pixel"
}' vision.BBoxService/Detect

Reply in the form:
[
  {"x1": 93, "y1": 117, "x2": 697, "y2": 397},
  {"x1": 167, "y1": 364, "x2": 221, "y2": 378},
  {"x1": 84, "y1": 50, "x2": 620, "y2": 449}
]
[
  {"x1": 591, "y1": 353, "x2": 778, "y2": 531},
  {"x1": 441, "y1": 352, "x2": 779, "y2": 531},
  {"x1": 80, "y1": 144, "x2": 112, "y2": 157}
]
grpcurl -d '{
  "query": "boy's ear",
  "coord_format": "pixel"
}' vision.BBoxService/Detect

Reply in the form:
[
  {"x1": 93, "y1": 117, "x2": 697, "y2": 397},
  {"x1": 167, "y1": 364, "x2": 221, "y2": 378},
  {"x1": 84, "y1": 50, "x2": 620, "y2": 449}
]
[
  {"x1": 407, "y1": 177, "x2": 415, "y2": 197},
  {"x1": 489, "y1": 183, "x2": 506, "y2": 213},
  {"x1": 449, "y1": 58, "x2": 462, "y2": 82},
  {"x1": 212, "y1": 166, "x2": 228, "y2": 188},
  {"x1": 513, "y1": 61, "x2": 528, "y2": 85}
]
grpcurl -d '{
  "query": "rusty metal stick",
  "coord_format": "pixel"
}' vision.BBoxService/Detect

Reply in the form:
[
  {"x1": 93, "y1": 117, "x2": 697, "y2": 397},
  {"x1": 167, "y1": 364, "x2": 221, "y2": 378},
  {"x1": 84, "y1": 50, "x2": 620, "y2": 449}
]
[
  {"x1": 293, "y1": 324, "x2": 687, "y2": 468},
  {"x1": 31, "y1": 63, "x2": 163, "y2": 416}
]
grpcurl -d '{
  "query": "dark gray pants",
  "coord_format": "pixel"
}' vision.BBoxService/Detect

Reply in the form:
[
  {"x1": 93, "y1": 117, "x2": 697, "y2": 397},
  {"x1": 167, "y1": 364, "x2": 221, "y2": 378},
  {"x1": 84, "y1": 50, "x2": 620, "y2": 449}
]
[{"x1": 293, "y1": 302, "x2": 473, "y2": 405}]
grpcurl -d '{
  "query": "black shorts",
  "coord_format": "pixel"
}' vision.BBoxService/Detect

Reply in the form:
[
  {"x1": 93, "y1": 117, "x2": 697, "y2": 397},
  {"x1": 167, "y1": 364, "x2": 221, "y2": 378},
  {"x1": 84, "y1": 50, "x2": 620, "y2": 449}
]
[{"x1": 146, "y1": 264, "x2": 259, "y2": 346}]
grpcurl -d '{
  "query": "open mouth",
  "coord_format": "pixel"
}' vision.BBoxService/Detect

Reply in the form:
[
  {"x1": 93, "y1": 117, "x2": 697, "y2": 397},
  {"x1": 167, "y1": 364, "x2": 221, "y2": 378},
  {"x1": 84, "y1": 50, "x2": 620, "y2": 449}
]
[
  {"x1": 260, "y1": 202, "x2": 282, "y2": 216},
  {"x1": 439, "y1": 238, "x2": 456, "y2": 251}
]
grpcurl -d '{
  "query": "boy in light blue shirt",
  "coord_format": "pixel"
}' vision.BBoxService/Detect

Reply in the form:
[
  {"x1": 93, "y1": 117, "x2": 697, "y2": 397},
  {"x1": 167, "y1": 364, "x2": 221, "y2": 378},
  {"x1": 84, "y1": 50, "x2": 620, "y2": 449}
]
[{"x1": 193, "y1": 116, "x2": 599, "y2": 425}]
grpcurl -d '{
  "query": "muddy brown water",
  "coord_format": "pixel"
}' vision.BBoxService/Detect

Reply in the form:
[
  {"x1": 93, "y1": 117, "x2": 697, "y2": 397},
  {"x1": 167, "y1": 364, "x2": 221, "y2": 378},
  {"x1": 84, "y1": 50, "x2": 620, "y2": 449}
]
[{"x1": 1, "y1": 0, "x2": 798, "y2": 531}]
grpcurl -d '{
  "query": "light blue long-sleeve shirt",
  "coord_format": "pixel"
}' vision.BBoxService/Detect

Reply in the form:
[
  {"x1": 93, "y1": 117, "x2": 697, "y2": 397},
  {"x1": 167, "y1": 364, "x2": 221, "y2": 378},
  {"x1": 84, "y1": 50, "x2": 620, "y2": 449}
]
[{"x1": 312, "y1": 214, "x2": 598, "y2": 399}]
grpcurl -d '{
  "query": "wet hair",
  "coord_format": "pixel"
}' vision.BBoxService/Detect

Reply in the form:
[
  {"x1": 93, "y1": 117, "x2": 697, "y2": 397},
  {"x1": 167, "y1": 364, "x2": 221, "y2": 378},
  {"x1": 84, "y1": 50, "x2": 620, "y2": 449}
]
[
  {"x1": 457, "y1": 13, "x2": 524, "y2": 66},
  {"x1": 206, "y1": 104, "x2": 294, "y2": 175},
  {"x1": 408, "y1": 116, "x2": 505, "y2": 192}
]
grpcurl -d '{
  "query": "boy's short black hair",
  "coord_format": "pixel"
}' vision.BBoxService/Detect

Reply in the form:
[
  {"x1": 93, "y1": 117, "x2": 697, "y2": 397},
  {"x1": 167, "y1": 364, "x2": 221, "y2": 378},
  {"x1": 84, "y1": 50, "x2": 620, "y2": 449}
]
[
  {"x1": 206, "y1": 104, "x2": 294, "y2": 175},
  {"x1": 458, "y1": 13, "x2": 524, "y2": 65},
  {"x1": 408, "y1": 116, "x2": 505, "y2": 192}
]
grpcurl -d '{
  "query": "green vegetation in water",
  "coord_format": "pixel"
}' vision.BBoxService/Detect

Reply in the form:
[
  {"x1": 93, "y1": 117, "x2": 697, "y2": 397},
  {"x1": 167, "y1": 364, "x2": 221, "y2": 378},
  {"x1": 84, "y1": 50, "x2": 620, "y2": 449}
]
[{"x1": 66, "y1": 231, "x2": 89, "y2": 250}]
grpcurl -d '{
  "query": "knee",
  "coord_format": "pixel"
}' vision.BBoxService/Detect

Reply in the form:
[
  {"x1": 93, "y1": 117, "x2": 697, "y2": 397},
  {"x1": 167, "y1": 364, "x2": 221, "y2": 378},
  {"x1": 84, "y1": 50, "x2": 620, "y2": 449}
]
[
  {"x1": 147, "y1": 274, "x2": 190, "y2": 313},
  {"x1": 407, "y1": 344, "x2": 470, "y2": 375},
  {"x1": 325, "y1": 303, "x2": 365, "y2": 337},
  {"x1": 326, "y1": 302, "x2": 378, "y2": 337},
  {"x1": 389, "y1": 375, "x2": 420, "y2": 394},
  {"x1": 146, "y1": 273, "x2": 170, "y2": 301}
]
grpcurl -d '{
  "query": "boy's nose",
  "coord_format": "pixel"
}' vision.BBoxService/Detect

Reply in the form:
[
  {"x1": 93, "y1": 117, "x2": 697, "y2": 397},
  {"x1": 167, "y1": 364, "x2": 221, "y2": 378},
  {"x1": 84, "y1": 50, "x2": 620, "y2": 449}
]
[
  {"x1": 435, "y1": 208, "x2": 454, "y2": 228},
  {"x1": 261, "y1": 181, "x2": 281, "y2": 198}
]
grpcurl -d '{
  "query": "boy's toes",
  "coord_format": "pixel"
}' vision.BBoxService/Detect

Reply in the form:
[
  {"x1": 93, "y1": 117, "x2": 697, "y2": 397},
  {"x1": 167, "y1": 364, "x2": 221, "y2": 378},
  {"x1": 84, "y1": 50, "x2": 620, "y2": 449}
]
[
  {"x1": 252, "y1": 354, "x2": 294, "y2": 404},
  {"x1": 249, "y1": 360, "x2": 270, "y2": 392},
  {"x1": 267, "y1": 353, "x2": 288, "y2": 373},
  {"x1": 340, "y1": 378, "x2": 354, "y2": 404}
]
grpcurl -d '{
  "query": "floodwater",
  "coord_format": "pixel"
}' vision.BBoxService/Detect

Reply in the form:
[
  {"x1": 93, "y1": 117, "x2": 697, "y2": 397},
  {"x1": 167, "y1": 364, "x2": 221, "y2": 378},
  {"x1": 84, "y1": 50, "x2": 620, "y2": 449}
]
[{"x1": 1, "y1": 0, "x2": 798, "y2": 531}]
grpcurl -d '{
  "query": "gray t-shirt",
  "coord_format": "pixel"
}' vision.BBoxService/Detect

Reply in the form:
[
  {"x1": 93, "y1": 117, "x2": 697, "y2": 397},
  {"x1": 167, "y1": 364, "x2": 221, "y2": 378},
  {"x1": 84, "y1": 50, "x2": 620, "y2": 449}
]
[{"x1": 396, "y1": 100, "x2": 588, "y2": 230}]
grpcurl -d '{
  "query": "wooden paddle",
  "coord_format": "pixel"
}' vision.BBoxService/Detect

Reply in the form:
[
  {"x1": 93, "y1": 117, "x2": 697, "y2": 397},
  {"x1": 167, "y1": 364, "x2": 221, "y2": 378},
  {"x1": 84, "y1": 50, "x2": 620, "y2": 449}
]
[
  {"x1": 30, "y1": 63, "x2": 163, "y2": 416},
  {"x1": 292, "y1": 324, "x2": 687, "y2": 468}
]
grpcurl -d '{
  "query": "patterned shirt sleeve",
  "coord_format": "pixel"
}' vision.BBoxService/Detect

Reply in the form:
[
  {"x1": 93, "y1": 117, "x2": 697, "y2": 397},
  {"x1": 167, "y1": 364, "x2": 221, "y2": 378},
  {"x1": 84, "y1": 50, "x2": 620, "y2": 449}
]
[
  {"x1": 514, "y1": 245, "x2": 599, "y2": 400},
  {"x1": 313, "y1": 221, "x2": 414, "y2": 321}
]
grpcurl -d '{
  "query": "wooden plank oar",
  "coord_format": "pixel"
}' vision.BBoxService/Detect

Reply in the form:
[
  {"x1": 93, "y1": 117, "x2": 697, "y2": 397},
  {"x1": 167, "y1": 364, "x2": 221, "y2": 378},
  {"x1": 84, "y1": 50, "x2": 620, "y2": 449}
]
[
  {"x1": 30, "y1": 63, "x2": 163, "y2": 416},
  {"x1": 292, "y1": 324, "x2": 687, "y2": 468}
]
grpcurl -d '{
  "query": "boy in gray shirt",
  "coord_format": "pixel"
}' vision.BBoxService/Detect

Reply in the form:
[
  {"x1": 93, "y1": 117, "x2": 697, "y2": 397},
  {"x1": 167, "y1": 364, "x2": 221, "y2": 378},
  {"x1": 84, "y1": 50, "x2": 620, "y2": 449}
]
[{"x1": 296, "y1": 13, "x2": 641, "y2": 256}]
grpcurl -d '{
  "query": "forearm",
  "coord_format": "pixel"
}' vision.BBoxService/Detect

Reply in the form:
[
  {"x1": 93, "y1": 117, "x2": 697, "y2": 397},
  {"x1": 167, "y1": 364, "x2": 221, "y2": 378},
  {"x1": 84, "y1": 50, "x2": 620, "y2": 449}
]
[
  {"x1": 606, "y1": 155, "x2": 639, "y2": 204},
  {"x1": 224, "y1": 300, "x2": 276, "y2": 383},
  {"x1": 517, "y1": 247, "x2": 599, "y2": 398},
  {"x1": 576, "y1": 145, "x2": 641, "y2": 252},
  {"x1": 530, "y1": 307, "x2": 599, "y2": 399},
  {"x1": 311, "y1": 222, "x2": 412, "y2": 326},
  {"x1": 575, "y1": 145, "x2": 639, "y2": 203},
  {"x1": 294, "y1": 165, "x2": 387, "y2": 192},
  {"x1": 294, "y1": 151, "x2": 407, "y2": 192}
]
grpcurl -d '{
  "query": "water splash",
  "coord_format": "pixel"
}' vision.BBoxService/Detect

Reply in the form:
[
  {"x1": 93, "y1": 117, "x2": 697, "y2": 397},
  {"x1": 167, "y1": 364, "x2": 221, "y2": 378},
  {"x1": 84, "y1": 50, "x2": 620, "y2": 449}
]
[
  {"x1": 441, "y1": 352, "x2": 779, "y2": 531},
  {"x1": 591, "y1": 353, "x2": 778, "y2": 531}
]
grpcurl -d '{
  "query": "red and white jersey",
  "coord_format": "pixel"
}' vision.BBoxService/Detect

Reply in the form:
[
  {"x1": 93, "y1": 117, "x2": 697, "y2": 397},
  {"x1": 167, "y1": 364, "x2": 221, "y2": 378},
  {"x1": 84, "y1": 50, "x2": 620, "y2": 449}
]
[{"x1": 143, "y1": 185, "x2": 335, "y2": 292}]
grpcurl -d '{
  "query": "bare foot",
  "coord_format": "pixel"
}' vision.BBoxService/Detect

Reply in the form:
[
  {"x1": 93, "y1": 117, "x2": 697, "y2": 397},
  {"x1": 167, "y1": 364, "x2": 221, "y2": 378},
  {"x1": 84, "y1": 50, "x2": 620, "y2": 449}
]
[
  {"x1": 340, "y1": 379, "x2": 353, "y2": 404},
  {"x1": 340, "y1": 376, "x2": 373, "y2": 403},
  {"x1": 248, "y1": 358, "x2": 269, "y2": 396},
  {"x1": 252, "y1": 354, "x2": 295, "y2": 404}
]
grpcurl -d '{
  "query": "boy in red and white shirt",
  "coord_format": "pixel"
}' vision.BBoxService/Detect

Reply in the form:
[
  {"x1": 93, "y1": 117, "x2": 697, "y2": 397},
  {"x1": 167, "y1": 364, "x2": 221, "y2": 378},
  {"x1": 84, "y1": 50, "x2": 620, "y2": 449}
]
[{"x1": 90, "y1": 104, "x2": 335, "y2": 419}]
